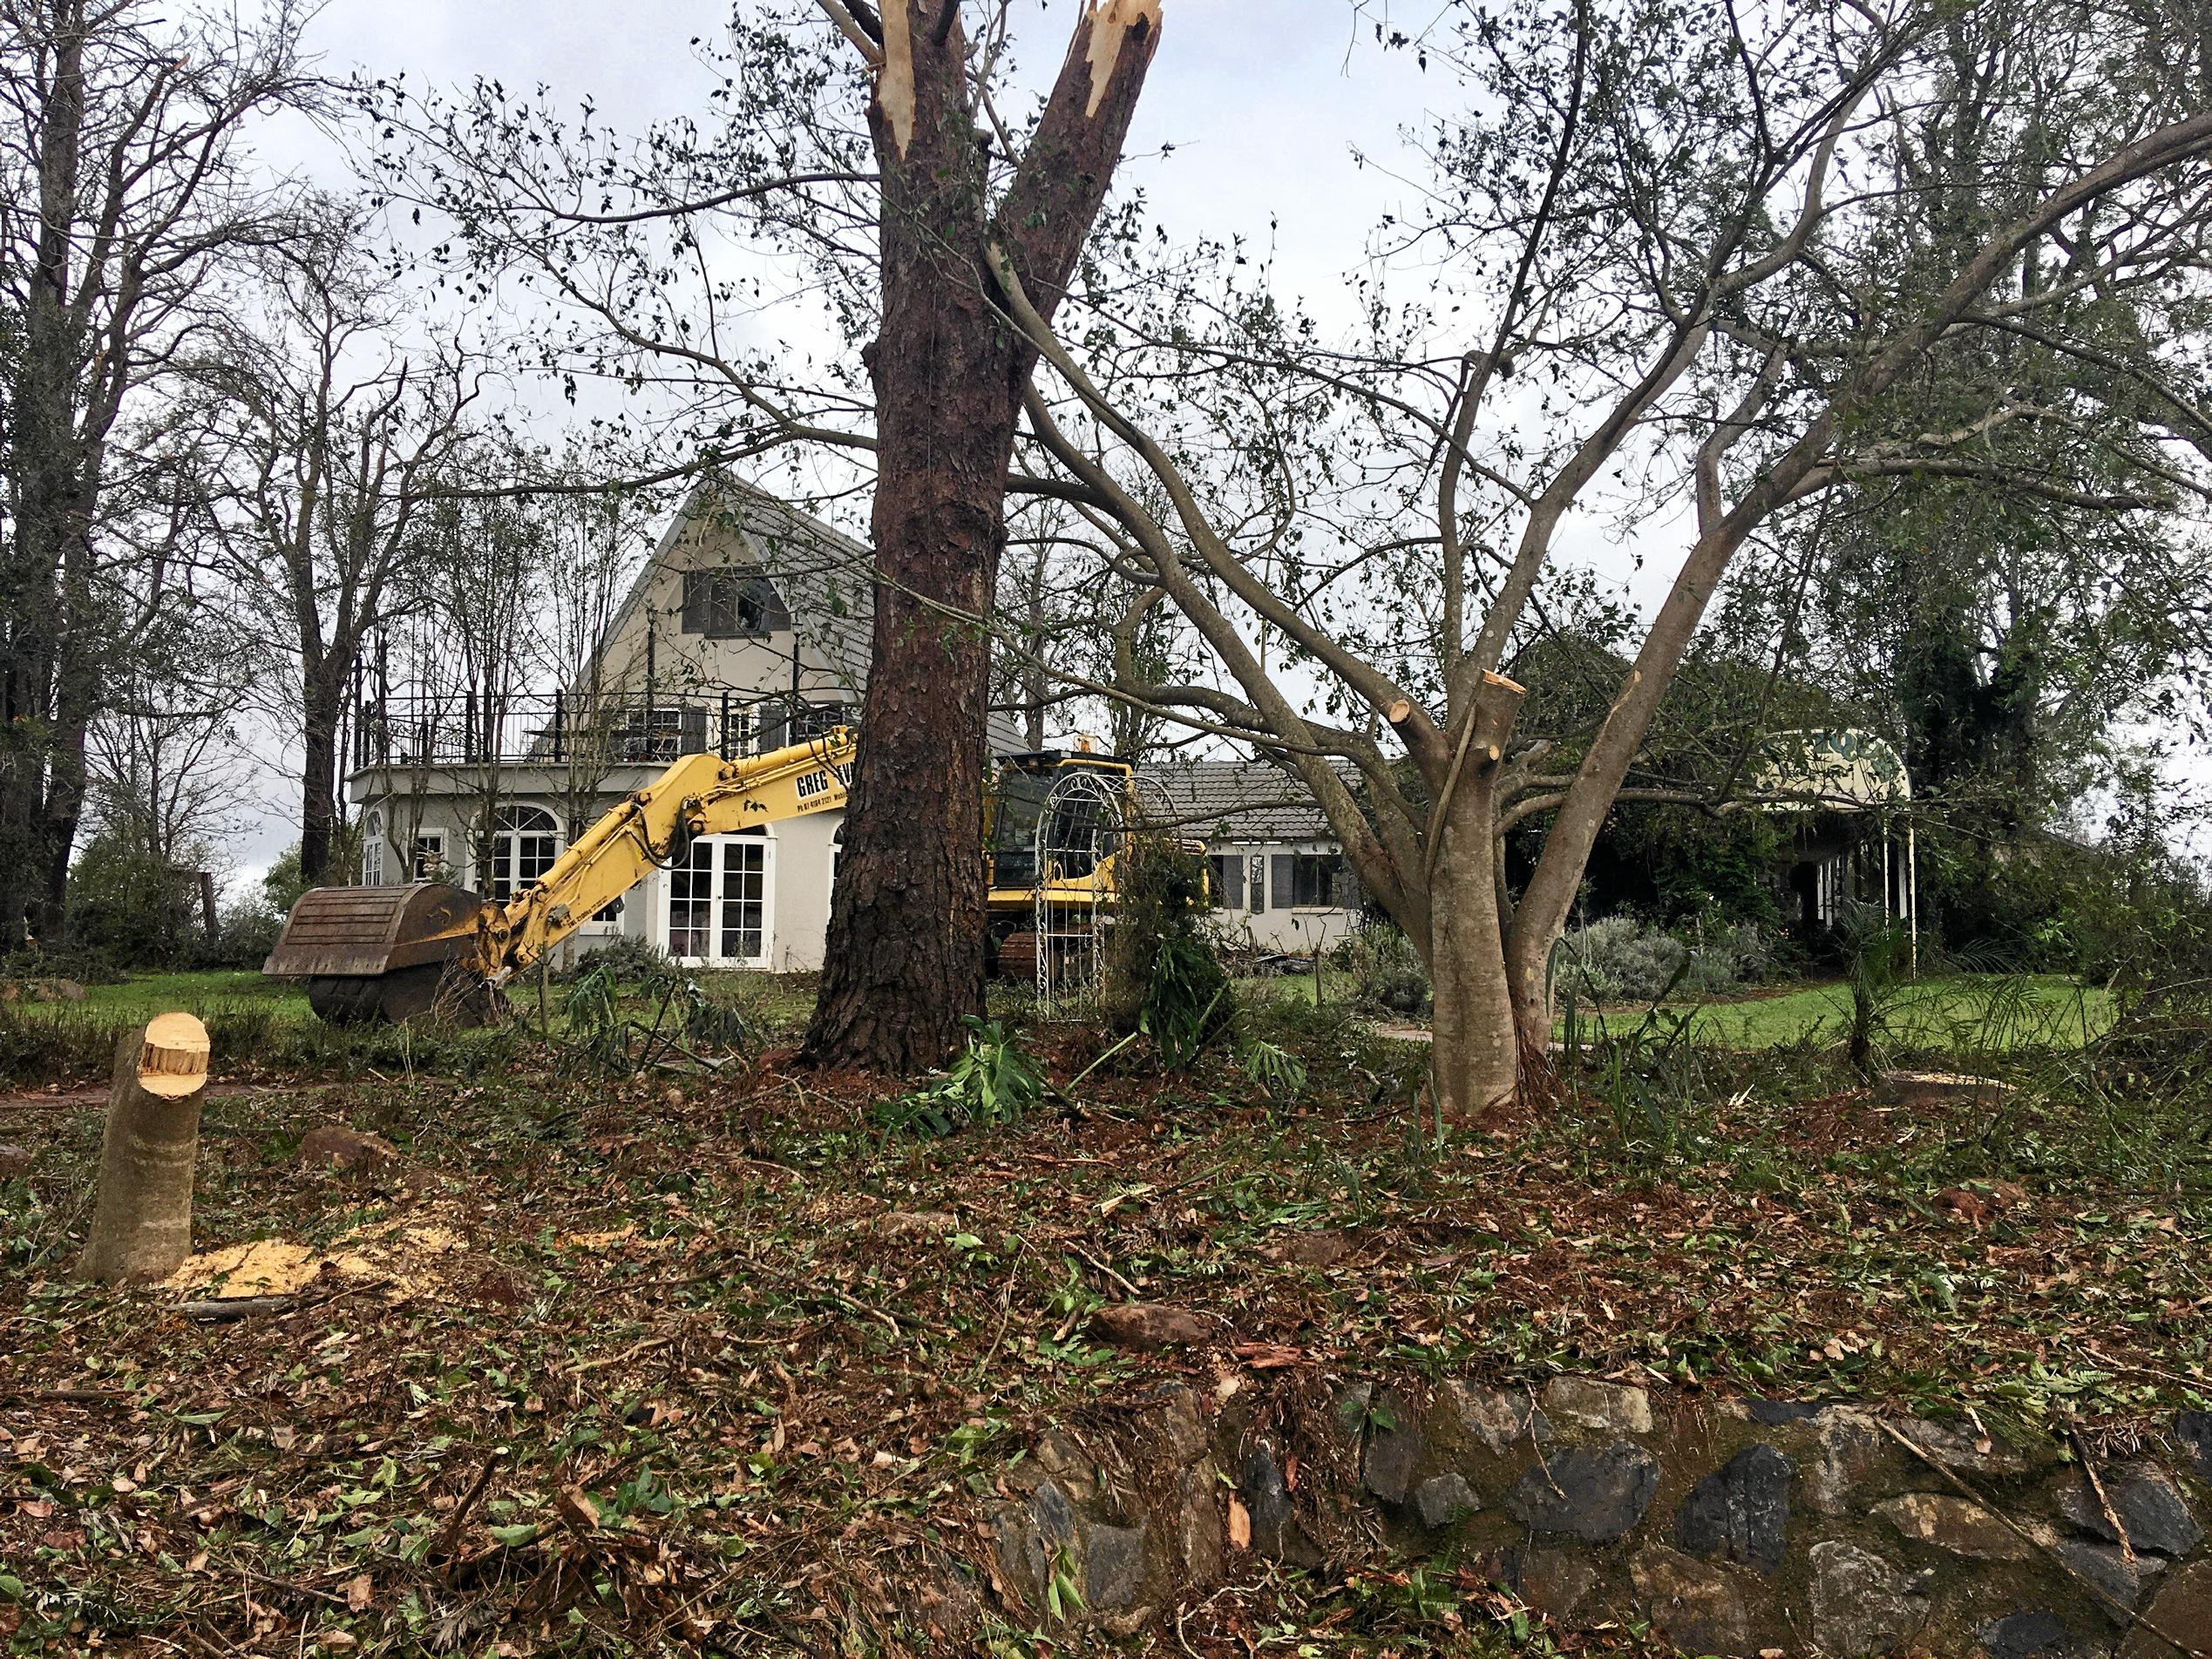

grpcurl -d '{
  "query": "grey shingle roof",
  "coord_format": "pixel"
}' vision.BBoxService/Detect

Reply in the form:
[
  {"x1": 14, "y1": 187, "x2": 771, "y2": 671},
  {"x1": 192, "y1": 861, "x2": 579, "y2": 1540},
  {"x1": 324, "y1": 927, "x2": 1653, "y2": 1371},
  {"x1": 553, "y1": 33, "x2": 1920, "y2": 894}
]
[{"x1": 1138, "y1": 760, "x2": 1343, "y2": 843}]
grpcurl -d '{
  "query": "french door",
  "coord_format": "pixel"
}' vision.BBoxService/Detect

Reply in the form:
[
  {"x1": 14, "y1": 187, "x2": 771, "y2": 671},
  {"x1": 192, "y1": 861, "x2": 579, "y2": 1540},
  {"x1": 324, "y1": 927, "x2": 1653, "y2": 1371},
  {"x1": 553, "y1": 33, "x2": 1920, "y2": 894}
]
[{"x1": 665, "y1": 834, "x2": 773, "y2": 967}]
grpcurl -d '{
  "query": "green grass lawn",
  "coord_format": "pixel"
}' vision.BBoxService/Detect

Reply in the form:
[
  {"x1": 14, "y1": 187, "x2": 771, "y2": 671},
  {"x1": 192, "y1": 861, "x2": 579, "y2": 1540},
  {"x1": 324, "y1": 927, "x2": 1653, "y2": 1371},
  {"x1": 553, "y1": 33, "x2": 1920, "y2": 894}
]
[
  {"x1": 1237, "y1": 965, "x2": 2116, "y2": 1054},
  {"x1": 53, "y1": 968, "x2": 316, "y2": 1024},
  {"x1": 12, "y1": 964, "x2": 2116, "y2": 1064},
  {"x1": 1567, "y1": 972, "x2": 2116, "y2": 1052}
]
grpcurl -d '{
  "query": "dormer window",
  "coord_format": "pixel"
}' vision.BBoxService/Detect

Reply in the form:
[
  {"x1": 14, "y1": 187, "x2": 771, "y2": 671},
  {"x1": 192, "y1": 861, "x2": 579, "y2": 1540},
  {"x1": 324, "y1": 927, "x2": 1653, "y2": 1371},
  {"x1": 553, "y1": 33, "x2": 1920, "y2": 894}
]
[{"x1": 681, "y1": 567, "x2": 790, "y2": 638}]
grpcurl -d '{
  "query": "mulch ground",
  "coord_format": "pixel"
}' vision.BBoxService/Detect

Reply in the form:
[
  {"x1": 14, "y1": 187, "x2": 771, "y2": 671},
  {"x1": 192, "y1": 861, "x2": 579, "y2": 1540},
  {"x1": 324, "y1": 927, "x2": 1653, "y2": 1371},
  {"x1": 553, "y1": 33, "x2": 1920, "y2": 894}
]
[{"x1": 1, "y1": 1015, "x2": 2204, "y2": 1655}]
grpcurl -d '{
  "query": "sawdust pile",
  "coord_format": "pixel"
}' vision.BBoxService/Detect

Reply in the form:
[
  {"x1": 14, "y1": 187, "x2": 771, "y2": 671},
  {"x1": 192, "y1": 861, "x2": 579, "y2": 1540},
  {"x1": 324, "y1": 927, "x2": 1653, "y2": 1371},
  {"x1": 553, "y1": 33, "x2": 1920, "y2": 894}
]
[{"x1": 161, "y1": 1207, "x2": 469, "y2": 1302}]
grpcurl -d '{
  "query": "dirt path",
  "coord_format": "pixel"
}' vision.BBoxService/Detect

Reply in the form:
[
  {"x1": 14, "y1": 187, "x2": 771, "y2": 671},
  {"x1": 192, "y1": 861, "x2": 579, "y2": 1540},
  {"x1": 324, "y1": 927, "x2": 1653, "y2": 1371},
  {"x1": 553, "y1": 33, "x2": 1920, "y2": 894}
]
[{"x1": 0, "y1": 1080, "x2": 309, "y2": 1112}]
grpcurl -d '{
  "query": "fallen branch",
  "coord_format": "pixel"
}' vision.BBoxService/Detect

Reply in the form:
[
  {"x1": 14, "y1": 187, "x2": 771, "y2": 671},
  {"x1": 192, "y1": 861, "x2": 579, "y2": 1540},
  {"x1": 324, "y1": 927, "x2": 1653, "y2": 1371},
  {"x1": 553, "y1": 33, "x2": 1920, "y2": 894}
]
[
  {"x1": 1874, "y1": 1419, "x2": 2189, "y2": 1654},
  {"x1": 437, "y1": 1447, "x2": 508, "y2": 1571}
]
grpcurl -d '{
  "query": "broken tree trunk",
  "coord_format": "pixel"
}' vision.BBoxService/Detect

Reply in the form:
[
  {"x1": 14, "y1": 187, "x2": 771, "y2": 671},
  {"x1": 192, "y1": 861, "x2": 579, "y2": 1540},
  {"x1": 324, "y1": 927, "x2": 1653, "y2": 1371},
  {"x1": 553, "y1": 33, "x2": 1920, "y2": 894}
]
[
  {"x1": 801, "y1": 0, "x2": 1164, "y2": 1073},
  {"x1": 80, "y1": 1012, "x2": 210, "y2": 1283}
]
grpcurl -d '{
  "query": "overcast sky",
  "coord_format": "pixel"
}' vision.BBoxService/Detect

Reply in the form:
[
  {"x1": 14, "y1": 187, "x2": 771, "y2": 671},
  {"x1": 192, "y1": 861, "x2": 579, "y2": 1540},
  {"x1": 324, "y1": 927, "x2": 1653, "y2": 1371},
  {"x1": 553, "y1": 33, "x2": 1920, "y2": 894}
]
[
  {"x1": 225, "y1": 1, "x2": 1478, "y2": 883},
  {"x1": 215, "y1": 1, "x2": 2204, "y2": 884}
]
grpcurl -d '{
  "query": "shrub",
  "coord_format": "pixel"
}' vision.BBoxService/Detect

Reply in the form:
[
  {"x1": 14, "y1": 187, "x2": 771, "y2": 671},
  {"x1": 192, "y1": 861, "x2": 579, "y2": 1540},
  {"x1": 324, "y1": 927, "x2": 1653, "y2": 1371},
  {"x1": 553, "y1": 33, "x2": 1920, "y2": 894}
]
[
  {"x1": 1101, "y1": 831, "x2": 1232, "y2": 1066},
  {"x1": 1335, "y1": 922, "x2": 1432, "y2": 1015},
  {"x1": 1555, "y1": 913, "x2": 1774, "y2": 1006}
]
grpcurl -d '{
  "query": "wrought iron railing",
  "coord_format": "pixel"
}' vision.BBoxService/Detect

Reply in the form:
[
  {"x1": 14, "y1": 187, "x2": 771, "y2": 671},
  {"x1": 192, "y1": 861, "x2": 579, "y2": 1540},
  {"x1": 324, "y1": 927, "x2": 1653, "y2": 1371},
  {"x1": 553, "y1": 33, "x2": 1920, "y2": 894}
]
[{"x1": 351, "y1": 688, "x2": 852, "y2": 772}]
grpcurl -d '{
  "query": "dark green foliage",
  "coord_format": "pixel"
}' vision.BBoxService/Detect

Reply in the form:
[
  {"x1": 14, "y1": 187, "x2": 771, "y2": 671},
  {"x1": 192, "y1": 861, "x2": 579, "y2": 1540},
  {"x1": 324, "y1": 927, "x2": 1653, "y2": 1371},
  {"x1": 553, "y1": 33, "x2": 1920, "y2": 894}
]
[
  {"x1": 1101, "y1": 832, "x2": 1232, "y2": 1067},
  {"x1": 61, "y1": 834, "x2": 208, "y2": 970},
  {"x1": 876, "y1": 1018, "x2": 1046, "y2": 1137},
  {"x1": 1335, "y1": 921, "x2": 1432, "y2": 1015}
]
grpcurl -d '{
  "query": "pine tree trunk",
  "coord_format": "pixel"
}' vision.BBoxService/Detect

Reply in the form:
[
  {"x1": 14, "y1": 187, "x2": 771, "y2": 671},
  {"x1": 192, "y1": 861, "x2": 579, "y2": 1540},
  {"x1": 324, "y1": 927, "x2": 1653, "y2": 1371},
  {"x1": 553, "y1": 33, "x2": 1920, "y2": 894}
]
[
  {"x1": 803, "y1": 0, "x2": 1161, "y2": 1073},
  {"x1": 80, "y1": 1013, "x2": 211, "y2": 1283}
]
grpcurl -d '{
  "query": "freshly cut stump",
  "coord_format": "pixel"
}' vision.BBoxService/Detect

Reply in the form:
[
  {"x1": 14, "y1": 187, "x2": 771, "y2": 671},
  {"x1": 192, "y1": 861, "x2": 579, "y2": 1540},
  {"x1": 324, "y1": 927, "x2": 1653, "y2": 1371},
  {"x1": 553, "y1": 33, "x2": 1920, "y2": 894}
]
[{"x1": 80, "y1": 1012, "x2": 211, "y2": 1283}]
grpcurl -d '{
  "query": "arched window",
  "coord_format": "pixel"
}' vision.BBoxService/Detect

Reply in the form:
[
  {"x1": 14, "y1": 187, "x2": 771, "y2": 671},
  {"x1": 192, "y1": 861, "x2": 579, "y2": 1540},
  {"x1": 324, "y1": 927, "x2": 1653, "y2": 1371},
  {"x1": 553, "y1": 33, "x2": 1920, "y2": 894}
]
[
  {"x1": 488, "y1": 804, "x2": 560, "y2": 902},
  {"x1": 363, "y1": 809, "x2": 385, "y2": 886}
]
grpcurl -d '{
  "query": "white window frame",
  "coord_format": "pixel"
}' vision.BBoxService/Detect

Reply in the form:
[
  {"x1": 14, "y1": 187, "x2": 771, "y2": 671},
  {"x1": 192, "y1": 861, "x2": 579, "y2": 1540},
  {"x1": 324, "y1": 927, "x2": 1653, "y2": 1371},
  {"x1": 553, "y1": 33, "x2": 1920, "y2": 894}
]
[
  {"x1": 363, "y1": 810, "x2": 385, "y2": 885},
  {"x1": 487, "y1": 805, "x2": 561, "y2": 903},
  {"x1": 410, "y1": 830, "x2": 448, "y2": 882},
  {"x1": 662, "y1": 831, "x2": 776, "y2": 969}
]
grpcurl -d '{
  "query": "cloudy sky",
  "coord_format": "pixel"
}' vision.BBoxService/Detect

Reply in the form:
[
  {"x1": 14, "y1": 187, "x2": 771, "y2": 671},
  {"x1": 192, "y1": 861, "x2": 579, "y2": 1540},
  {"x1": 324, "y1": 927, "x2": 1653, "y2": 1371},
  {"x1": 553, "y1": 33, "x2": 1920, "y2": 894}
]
[
  {"x1": 227, "y1": 1, "x2": 1476, "y2": 881},
  {"x1": 215, "y1": 1, "x2": 2204, "y2": 882}
]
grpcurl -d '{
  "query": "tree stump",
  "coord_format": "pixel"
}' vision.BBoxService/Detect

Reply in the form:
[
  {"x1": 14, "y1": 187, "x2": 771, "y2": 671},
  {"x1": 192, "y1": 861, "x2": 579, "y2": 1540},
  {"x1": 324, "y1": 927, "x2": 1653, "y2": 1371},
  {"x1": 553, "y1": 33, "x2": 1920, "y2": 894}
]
[{"x1": 80, "y1": 1012, "x2": 211, "y2": 1283}]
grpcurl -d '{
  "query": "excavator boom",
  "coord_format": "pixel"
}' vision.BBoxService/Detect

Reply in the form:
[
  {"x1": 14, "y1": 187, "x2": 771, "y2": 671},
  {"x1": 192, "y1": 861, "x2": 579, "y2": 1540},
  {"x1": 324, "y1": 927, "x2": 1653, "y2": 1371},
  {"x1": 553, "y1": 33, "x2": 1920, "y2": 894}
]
[{"x1": 264, "y1": 732, "x2": 855, "y2": 1023}]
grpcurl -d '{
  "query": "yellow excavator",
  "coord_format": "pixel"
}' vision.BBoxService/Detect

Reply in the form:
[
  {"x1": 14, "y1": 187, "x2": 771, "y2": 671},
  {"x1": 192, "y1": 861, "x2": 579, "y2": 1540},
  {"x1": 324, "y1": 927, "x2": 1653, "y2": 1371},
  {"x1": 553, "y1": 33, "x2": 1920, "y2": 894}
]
[{"x1": 264, "y1": 729, "x2": 1157, "y2": 1024}]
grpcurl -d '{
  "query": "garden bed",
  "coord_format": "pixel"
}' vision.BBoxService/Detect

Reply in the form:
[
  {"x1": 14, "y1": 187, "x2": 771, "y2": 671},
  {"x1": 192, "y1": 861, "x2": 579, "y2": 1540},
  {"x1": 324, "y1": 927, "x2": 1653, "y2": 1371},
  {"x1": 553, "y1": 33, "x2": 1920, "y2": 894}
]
[{"x1": 0, "y1": 999, "x2": 2203, "y2": 1653}]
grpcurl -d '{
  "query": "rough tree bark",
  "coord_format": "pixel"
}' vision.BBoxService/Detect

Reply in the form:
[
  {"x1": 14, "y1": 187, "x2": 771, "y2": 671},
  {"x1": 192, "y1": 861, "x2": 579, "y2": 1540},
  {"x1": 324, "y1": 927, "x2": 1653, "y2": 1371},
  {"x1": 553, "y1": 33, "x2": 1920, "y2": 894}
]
[
  {"x1": 1, "y1": 1, "x2": 91, "y2": 948},
  {"x1": 80, "y1": 1012, "x2": 211, "y2": 1283},
  {"x1": 299, "y1": 663, "x2": 348, "y2": 884},
  {"x1": 802, "y1": 0, "x2": 1163, "y2": 1072}
]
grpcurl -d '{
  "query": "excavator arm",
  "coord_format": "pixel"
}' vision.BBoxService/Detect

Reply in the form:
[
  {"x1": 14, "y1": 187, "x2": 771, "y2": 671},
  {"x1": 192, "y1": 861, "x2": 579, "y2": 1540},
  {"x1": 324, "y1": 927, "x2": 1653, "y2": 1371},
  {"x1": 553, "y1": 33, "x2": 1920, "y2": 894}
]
[
  {"x1": 265, "y1": 731, "x2": 854, "y2": 1023},
  {"x1": 478, "y1": 730, "x2": 854, "y2": 979}
]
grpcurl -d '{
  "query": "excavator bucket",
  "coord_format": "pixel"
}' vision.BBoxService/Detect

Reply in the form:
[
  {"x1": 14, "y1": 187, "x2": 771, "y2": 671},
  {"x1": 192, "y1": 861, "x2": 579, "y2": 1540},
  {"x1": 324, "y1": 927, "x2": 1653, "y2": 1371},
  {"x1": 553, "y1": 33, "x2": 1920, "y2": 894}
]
[{"x1": 263, "y1": 884, "x2": 490, "y2": 1026}]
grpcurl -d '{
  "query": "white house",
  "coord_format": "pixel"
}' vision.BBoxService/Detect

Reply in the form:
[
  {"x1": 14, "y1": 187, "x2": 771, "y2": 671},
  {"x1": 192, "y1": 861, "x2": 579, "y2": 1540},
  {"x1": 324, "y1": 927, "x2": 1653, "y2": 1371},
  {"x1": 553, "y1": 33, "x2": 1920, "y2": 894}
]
[
  {"x1": 347, "y1": 478, "x2": 1366, "y2": 972},
  {"x1": 350, "y1": 480, "x2": 1019, "y2": 971},
  {"x1": 1144, "y1": 759, "x2": 1367, "y2": 956}
]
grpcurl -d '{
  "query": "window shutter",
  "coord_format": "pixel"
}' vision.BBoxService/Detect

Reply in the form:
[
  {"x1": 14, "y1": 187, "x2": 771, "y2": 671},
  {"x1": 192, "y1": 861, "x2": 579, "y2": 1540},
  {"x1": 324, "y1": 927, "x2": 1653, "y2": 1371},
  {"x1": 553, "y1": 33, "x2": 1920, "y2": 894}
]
[
  {"x1": 1210, "y1": 853, "x2": 1242, "y2": 910},
  {"x1": 757, "y1": 701, "x2": 787, "y2": 751},
  {"x1": 1333, "y1": 857, "x2": 1362, "y2": 911},
  {"x1": 1272, "y1": 853, "x2": 1293, "y2": 912},
  {"x1": 679, "y1": 570, "x2": 706, "y2": 633},
  {"x1": 679, "y1": 705, "x2": 709, "y2": 755}
]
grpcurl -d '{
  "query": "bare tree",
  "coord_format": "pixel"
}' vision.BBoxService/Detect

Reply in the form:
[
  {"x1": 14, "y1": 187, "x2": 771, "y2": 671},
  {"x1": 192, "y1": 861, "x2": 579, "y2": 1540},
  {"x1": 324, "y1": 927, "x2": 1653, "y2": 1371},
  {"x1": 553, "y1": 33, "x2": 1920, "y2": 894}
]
[
  {"x1": 197, "y1": 202, "x2": 481, "y2": 884},
  {"x1": 987, "y1": 0, "x2": 2212, "y2": 1117},
  {"x1": 0, "y1": 0, "x2": 311, "y2": 948}
]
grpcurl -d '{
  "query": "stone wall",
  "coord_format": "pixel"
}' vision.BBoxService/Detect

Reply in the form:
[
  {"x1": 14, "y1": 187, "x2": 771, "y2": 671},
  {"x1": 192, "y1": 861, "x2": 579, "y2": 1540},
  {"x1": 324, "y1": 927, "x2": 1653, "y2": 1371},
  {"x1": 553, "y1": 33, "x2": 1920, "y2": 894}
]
[{"x1": 980, "y1": 1373, "x2": 2212, "y2": 1656}]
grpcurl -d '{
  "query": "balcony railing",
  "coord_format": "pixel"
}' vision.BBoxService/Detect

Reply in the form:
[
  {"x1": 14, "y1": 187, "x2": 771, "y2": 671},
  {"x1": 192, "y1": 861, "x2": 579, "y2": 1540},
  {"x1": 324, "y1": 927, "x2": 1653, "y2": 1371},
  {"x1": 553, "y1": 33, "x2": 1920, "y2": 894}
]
[{"x1": 351, "y1": 688, "x2": 852, "y2": 773}]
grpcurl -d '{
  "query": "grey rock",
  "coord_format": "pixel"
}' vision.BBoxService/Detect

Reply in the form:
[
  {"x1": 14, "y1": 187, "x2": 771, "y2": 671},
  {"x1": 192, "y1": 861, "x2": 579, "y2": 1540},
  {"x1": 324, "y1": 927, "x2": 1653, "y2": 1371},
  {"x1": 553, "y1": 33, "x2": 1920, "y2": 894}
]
[
  {"x1": 1808, "y1": 1539, "x2": 1930, "y2": 1659},
  {"x1": 1238, "y1": 1444, "x2": 1319, "y2": 1566},
  {"x1": 2119, "y1": 1558, "x2": 2212, "y2": 1658},
  {"x1": 0, "y1": 1142, "x2": 32, "y2": 1179},
  {"x1": 1033, "y1": 1429, "x2": 1097, "y2": 1501},
  {"x1": 2175, "y1": 1411, "x2": 2212, "y2": 1481},
  {"x1": 1031, "y1": 1479, "x2": 1078, "y2": 1545},
  {"x1": 994, "y1": 1480, "x2": 1080, "y2": 1614},
  {"x1": 1875, "y1": 1491, "x2": 2036, "y2": 1561},
  {"x1": 2052, "y1": 1538, "x2": 2165, "y2": 1615},
  {"x1": 1512, "y1": 1547, "x2": 1598, "y2": 1621},
  {"x1": 1176, "y1": 1464, "x2": 1222, "y2": 1581},
  {"x1": 1631, "y1": 1543, "x2": 1750, "y2": 1656},
  {"x1": 1442, "y1": 1380, "x2": 1547, "y2": 1456},
  {"x1": 1978, "y1": 1610, "x2": 2076, "y2": 1659},
  {"x1": 1150, "y1": 1385, "x2": 1211, "y2": 1465},
  {"x1": 1081, "y1": 1520, "x2": 1148, "y2": 1612},
  {"x1": 1361, "y1": 1395, "x2": 1422, "y2": 1504},
  {"x1": 1413, "y1": 1473, "x2": 1479, "y2": 1529},
  {"x1": 1803, "y1": 1408, "x2": 1893, "y2": 1516},
  {"x1": 1891, "y1": 1415, "x2": 2032, "y2": 1477},
  {"x1": 1542, "y1": 1376, "x2": 1652, "y2": 1436},
  {"x1": 2057, "y1": 1463, "x2": 2202, "y2": 1558},
  {"x1": 1509, "y1": 1441, "x2": 1659, "y2": 1542},
  {"x1": 1674, "y1": 1442, "x2": 1793, "y2": 1574}
]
